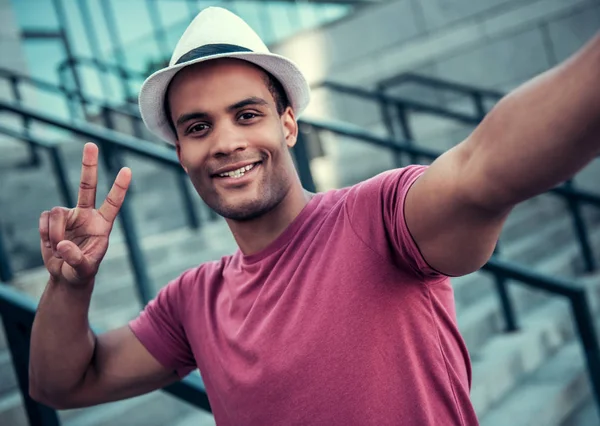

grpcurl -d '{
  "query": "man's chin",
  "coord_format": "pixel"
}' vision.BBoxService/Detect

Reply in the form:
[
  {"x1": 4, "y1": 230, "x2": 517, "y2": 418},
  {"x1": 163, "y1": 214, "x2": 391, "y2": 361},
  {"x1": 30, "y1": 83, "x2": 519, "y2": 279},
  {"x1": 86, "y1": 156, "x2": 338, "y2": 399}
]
[
  {"x1": 213, "y1": 197, "x2": 272, "y2": 222},
  {"x1": 220, "y1": 206, "x2": 270, "y2": 222}
]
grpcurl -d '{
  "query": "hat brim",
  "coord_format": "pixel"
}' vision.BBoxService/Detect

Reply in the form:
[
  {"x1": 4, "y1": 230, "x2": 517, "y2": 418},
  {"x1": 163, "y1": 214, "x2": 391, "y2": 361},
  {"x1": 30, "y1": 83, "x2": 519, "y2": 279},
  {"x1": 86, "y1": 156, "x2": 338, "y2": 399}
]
[{"x1": 138, "y1": 51, "x2": 311, "y2": 145}]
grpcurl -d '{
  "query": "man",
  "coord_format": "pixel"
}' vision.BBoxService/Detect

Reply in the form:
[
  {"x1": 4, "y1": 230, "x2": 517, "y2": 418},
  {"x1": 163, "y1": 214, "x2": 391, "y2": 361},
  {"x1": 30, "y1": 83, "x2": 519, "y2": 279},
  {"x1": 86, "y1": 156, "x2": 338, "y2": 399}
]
[{"x1": 29, "y1": 6, "x2": 600, "y2": 426}]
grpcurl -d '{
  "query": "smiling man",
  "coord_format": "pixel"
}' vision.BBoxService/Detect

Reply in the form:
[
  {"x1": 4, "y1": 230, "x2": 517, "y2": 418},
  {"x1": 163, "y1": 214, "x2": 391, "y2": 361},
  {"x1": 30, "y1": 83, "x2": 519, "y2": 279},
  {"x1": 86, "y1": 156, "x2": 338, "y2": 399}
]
[
  {"x1": 28, "y1": 6, "x2": 600, "y2": 426},
  {"x1": 166, "y1": 59, "x2": 312, "y2": 255}
]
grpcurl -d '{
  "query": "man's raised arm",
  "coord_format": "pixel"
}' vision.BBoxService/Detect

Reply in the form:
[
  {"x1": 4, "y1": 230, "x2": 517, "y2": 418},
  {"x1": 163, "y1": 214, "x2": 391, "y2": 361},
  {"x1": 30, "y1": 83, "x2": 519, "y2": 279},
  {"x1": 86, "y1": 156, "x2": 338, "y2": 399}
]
[
  {"x1": 29, "y1": 143, "x2": 178, "y2": 409},
  {"x1": 404, "y1": 32, "x2": 600, "y2": 277}
]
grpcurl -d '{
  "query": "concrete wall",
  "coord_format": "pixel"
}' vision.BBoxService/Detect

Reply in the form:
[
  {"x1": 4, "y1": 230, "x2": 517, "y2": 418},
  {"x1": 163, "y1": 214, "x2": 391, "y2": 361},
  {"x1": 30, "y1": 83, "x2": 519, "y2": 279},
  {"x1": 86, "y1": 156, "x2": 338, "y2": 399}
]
[
  {"x1": 0, "y1": 0, "x2": 28, "y2": 75},
  {"x1": 274, "y1": 0, "x2": 598, "y2": 89},
  {"x1": 271, "y1": 0, "x2": 600, "y2": 189},
  {"x1": 0, "y1": 0, "x2": 33, "y2": 157}
]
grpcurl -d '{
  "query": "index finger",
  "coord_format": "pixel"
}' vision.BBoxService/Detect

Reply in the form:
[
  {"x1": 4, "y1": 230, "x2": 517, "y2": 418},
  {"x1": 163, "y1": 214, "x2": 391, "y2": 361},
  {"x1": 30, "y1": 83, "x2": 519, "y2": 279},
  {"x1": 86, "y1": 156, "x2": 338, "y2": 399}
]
[{"x1": 77, "y1": 143, "x2": 99, "y2": 209}]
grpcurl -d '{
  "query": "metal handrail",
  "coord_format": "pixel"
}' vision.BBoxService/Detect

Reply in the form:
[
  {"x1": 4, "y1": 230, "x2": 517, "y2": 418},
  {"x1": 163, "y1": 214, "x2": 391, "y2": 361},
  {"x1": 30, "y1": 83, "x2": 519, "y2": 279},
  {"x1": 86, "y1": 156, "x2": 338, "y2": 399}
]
[
  {"x1": 482, "y1": 257, "x2": 600, "y2": 414},
  {"x1": 1, "y1": 92, "x2": 600, "y2": 421},
  {"x1": 301, "y1": 115, "x2": 600, "y2": 208},
  {"x1": 3, "y1": 96, "x2": 600, "y2": 325},
  {"x1": 0, "y1": 101, "x2": 180, "y2": 305},
  {"x1": 312, "y1": 79, "x2": 599, "y2": 274},
  {"x1": 377, "y1": 72, "x2": 505, "y2": 100},
  {"x1": 1, "y1": 255, "x2": 598, "y2": 423},
  {"x1": 313, "y1": 80, "x2": 483, "y2": 125},
  {"x1": 0, "y1": 68, "x2": 142, "y2": 119},
  {"x1": 0, "y1": 284, "x2": 211, "y2": 426},
  {"x1": 3, "y1": 63, "x2": 600, "y2": 279},
  {"x1": 3, "y1": 99, "x2": 599, "y2": 211},
  {"x1": 0, "y1": 68, "x2": 200, "y2": 232},
  {"x1": 57, "y1": 57, "x2": 146, "y2": 83}
]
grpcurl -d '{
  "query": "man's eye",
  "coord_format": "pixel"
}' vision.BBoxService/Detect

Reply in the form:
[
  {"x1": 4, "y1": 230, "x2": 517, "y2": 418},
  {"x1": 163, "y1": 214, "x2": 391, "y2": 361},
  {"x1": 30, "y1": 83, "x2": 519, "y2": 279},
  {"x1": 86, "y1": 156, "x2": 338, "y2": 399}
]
[
  {"x1": 187, "y1": 123, "x2": 209, "y2": 134},
  {"x1": 239, "y1": 112, "x2": 258, "y2": 121}
]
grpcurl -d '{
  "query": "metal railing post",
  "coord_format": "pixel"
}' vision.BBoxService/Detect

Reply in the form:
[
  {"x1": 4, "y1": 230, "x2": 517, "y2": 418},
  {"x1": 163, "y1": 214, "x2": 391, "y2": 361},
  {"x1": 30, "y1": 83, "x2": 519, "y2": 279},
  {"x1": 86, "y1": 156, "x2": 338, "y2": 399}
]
[
  {"x1": 0, "y1": 317, "x2": 61, "y2": 426},
  {"x1": 379, "y1": 96, "x2": 398, "y2": 140},
  {"x1": 100, "y1": 106, "x2": 128, "y2": 178},
  {"x1": 472, "y1": 92, "x2": 487, "y2": 121},
  {"x1": 564, "y1": 180, "x2": 596, "y2": 272},
  {"x1": 396, "y1": 104, "x2": 417, "y2": 165},
  {"x1": 58, "y1": 66, "x2": 79, "y2": 120},
  {"x1": 0, "y1": 224, "x2": 13, "y2": 283},
  {"x1": 491, "y1": 247, "x2": 518, "y2": 332},
  {"x1": 571, "y1": 289, "x2": 600, "y2": 414},
  {"x1": 294, "y1": 127, "x2": 317, "y2": 193},
  {"x1": 48, "y1": 146, "x2": 76, "y2": 208},
  {"x1": 100, "y1": 144, "x2": 153, "y2": 305},
  {"x1": 9, "y1": 76, "x2": 40, "y2": 166},
  {"x1": 129, "y1": 112, "x2": 144, "y2": 140},
  {"x1": 176, "y1": 169, "x2": 200, "y2": 229}
]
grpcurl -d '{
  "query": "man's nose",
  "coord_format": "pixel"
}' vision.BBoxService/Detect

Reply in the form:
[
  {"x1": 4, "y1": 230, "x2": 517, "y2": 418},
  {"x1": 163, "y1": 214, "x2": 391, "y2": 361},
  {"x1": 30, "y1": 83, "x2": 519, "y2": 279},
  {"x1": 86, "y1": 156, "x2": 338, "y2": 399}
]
[{"x1": 211, "y1": 124, "x2": 248, "y2": 157}]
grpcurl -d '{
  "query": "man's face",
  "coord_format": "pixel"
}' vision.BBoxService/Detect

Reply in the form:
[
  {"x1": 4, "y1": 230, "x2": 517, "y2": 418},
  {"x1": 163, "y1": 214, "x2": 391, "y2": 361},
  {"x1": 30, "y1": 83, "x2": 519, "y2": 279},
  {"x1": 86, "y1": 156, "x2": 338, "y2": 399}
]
[{"x1": 167, "y1": 59, "x2": 298, "y2": 221}]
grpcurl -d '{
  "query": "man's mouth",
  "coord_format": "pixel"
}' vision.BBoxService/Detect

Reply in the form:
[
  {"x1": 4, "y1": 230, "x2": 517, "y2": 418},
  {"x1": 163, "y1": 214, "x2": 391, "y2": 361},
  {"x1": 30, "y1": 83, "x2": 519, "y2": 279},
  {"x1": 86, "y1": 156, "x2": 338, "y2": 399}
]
[{"x1": 213, "y1": 161, "x2": 262, "y2": 179}]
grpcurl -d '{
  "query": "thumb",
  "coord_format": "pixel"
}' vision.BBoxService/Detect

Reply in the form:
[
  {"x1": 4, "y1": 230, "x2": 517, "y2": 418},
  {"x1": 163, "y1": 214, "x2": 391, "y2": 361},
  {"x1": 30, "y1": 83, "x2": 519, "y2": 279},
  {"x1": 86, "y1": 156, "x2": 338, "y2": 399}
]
[{"x1": 56, "y1": 240, "x2": 94, "y2": 277}]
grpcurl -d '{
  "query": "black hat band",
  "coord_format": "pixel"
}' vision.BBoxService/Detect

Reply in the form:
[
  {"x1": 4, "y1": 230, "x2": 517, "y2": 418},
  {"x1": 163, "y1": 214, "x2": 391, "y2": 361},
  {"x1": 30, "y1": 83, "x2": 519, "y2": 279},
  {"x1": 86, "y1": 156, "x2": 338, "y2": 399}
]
[{"x1": 175, "y1": 44, "x2": 253, "y2": 65}]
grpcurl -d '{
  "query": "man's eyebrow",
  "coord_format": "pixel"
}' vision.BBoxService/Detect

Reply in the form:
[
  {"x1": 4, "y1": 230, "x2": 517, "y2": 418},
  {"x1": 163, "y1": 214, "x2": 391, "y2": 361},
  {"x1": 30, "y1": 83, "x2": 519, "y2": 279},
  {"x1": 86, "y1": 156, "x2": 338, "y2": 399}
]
[
  {"x1": 227, "y1": 97, "x2": 269, "y2": 112},
  {"x1": 175, "y1": 111, "x2": 208, "y2": 128}
]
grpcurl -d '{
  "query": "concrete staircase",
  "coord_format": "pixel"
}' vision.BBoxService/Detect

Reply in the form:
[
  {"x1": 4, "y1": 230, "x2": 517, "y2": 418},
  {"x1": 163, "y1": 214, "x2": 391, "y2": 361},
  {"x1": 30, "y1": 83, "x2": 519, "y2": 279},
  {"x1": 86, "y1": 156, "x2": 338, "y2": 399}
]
[
  {"x1": 2, "y1": 99, "x2": 600, "y2": 425},
  {"x1": 2, "y1": 174, "x2": 600, "y2": 425}
]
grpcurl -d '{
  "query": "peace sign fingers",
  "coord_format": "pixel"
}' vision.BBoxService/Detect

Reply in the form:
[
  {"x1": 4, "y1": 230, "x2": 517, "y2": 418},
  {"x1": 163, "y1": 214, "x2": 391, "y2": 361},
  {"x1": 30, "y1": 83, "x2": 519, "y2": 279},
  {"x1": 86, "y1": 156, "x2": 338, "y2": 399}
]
[{"x1": 77, "y1": 143, "x2": 99, "y2": 209}]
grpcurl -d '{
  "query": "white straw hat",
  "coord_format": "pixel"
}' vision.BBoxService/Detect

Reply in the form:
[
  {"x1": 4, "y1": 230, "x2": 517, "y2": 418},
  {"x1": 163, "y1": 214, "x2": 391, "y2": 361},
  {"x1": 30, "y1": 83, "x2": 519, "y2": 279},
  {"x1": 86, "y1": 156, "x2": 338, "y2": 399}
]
[{"x1": 138, "y1": 6, "x2": 311, "y2": 145}]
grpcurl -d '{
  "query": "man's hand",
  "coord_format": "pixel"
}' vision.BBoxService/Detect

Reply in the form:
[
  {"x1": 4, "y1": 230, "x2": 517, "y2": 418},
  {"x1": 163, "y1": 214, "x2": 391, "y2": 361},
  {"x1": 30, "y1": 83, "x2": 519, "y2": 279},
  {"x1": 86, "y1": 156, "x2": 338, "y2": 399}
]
[{"x1": 39, "y1": 142, "x2": 131, "y2": 285}]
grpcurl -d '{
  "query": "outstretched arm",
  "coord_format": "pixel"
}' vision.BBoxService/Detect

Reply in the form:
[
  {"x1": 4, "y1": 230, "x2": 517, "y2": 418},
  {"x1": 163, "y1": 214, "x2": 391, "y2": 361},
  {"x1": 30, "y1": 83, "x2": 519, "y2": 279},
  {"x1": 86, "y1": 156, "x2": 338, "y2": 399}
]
[{"x1": 405, "y1": 32, "x2": 600, "y2": 277}]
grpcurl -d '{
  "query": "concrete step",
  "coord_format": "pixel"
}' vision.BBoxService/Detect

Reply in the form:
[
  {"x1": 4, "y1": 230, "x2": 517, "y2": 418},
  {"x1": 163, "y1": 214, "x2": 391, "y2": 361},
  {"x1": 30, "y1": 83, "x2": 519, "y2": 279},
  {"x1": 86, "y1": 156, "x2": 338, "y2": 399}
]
[
  {"x1": 0, "y1": 392, "x2": 28, "y2": 426},
  {"x1": 471, "y1": 298, "x2": 577, "y2": 416},
  {"x1": 60, "y1": 390, "x2": 202, "y2": 426},
  {"x1": 502, "y1": 208, "x2": 599, "y2": 267},
  {"x1": 471, "y1": 265, "x2": 600, "y2": 424},
  {"x1": 172, "y1": 410, "x2": 216, "y2": 426},
  {"x1": 0, "y1": 327, "x2": 6, "y2": 351},
  {"x1": 10, "y1": 220, "x2": 237, "y2": 319},
  {"x1": 500, "y1": 194, "x2": 569, "y2": 246},
  {"x1": 0, "y1": 136, "x2": 35, "y2": 168},
  {"x1": 12, "y1": 180, "x2": 595, "y2": 319},
  {"x1": 459, "y1": 222, "x2": 600, "y2": 353},
  {"x1": 0, "y1": 350, "x2": 18, "y2": 398},
  {"x1": 0, "y1": 138, "x2": 212, "y2": 272},
  {"x1": 479, "y1": 341, "x2": 594, "y2": 426},
  {"x1": 561, "y1": 396, "x2": 600, "y2": 426},
  {"x1": 452, "y1": 212, "x2": 600, "y2": 314},
  {"x1": 0, "y1": 383, "x2": 210, "y2": 426}
]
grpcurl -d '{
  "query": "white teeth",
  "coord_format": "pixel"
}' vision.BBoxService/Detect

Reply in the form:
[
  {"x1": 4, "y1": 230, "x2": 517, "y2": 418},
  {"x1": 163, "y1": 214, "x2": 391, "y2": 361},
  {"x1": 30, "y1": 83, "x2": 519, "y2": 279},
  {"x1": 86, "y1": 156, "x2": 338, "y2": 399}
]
[{"x1": 219, "y1": 163, "x2": 256, "y2": 178}]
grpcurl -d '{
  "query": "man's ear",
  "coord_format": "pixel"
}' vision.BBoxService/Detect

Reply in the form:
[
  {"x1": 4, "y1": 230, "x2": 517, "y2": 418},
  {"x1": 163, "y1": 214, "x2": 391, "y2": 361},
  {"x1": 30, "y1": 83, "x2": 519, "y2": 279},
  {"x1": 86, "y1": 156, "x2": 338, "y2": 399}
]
[
  {"x1": 281, "y1": 106, "x2": 298, "y2": 148},
  {"x1": 175, "y1": 142, "x2": 188, "y2": 173}
]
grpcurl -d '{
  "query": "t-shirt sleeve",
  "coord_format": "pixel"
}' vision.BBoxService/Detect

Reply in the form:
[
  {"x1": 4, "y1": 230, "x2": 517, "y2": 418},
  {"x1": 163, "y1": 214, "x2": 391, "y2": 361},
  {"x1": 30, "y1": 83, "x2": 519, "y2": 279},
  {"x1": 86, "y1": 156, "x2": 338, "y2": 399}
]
[
  {"x1": 345, "y1": 165, "x2": 445, "y2": 280},
  {"x1": 128, "y1": 270, "x2": 197, "y2": 378}
]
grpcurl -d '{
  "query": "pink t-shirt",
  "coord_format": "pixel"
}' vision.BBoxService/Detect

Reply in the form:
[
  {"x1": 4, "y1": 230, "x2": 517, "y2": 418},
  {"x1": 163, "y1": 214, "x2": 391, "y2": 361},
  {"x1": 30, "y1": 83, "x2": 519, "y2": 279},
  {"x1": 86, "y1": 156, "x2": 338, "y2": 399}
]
[{"x1": 129, "y1": 165, "x2": 478, "y2": 425}]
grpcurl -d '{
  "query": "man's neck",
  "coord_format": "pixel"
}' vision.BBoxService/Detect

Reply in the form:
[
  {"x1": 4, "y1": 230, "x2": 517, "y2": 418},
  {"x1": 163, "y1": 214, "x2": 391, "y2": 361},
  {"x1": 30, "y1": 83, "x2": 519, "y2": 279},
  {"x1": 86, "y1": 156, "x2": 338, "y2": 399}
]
[{"x1": 227, "y1": 183, "x2": 313, "y2": 256}]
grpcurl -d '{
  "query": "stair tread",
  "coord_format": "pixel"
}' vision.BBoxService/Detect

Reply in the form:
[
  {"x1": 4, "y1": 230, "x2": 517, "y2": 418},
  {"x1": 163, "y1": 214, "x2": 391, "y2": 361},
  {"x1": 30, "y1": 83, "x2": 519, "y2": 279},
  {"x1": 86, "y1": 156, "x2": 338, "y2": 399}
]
[
  {"x1": 171, "y1": 411, "x2": 216, "y2": 426},
  {"x1": 480, "y1": 341, "x2": 592, "y2": 426}
]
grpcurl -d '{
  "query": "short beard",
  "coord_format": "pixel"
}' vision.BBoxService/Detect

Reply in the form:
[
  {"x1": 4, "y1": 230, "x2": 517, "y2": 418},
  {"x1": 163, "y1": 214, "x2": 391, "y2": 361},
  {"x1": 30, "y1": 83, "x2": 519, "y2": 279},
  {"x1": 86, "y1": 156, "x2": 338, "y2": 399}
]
[
  {"x1": 210, "y1": 179, "x2": 291, "y2": 222},
  {"x1": 216, "y1": 195, "x2": 283, "y2": 221}
]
